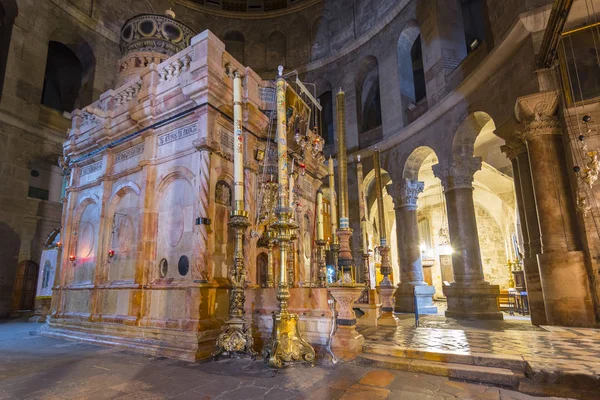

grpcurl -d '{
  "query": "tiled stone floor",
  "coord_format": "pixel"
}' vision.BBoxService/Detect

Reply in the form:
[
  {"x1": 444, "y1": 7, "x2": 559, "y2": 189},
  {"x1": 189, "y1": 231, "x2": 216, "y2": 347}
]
[
  {"x1": 363, "y1": 315, "x2": 600, "y2": 378},
  {"x1": 0, "y1": 321, "x2": 570, "y2": 399}
]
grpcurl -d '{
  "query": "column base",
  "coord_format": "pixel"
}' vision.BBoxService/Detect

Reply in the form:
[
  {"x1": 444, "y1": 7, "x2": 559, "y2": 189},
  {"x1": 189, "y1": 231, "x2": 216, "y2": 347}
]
[
  {"x1": 538, "y1": 251, "x2": 595, "y2": 327},
  {"x1": 355, "y1": 303, "x2": 380, "y2": 327},
  {"x1": 394, "y1": 283, "x2": 437, "y2": 314},
  {"x1": 443, "y1": 282, "x2": 503, "y2": 320},
  {"x1": 522, "y1": 256, "x2": 547, "y2": 326},
  {"x1": 376, "y1": 285, "x2": 398, "y2": 326}
]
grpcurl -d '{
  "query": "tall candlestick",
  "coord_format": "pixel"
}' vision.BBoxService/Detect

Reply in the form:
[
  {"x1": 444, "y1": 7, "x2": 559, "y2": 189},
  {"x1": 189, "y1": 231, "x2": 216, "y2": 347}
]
[
  {"x1": 373, "y1": 149, "x2": 386, "y2": 246},
  {"x1": 328, "y1": 156, "x2": 338, "y2": 243},
  {"x1": 233, "y1": 71, "x2": 244, "y2": 211},
  {"x1": 356, "y1": 155, "x2": 367, "y2": 253},
  {"x1": 336, "y1": 89, "x2": 349, "y2": 229},
  {"x1": 317, "y1": 190, "x2": 324, "y2": 240},
  {"x1": 263, "y1": 66, "x2": 315, "y2": 369}
]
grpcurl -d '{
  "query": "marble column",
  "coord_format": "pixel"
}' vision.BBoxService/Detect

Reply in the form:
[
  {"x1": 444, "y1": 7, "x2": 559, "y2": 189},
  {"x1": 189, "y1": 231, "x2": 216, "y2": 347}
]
[
  {"x1": 393, "y1": 178, "x2": 437, "y2": 314},
  {"x1": 433, "y1": 156, "x2": 503, "y2": 320},
  {"x1": 501, "y1": 140, "x2": 547, "y2": 325},
  {"x1": 516, "y1": 91, "x2": 594, "y2": 326}
]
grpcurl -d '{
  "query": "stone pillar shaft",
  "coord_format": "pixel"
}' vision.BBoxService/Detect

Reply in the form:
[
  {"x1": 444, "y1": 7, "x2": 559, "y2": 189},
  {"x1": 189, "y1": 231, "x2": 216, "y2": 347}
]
[{"x1": 433, "y1": 156, "x2": 502, "y2": 320}]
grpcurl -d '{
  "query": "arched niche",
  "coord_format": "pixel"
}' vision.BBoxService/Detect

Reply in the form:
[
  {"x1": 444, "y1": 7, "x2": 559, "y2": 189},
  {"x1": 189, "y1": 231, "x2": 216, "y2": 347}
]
[
  {"x1": 106, "y1": 186, "x2": 141, "y2": 282},
  {"x1": 315, "y1": 79, "x2": 334, "y2": 146},
  {"x1": 156, "y1": 177, "x2": 195, "y2": 280},
  {"x1": 461, "y1": 0, "x2": 490, "y2": 51},
  {"x1": 72, "y1": 200, "x2": 100, "y2": 284},
  {"x1": 311, "y1": 17, "x2": 329, "y2": 61},
  {"x1": 0, "y1": 0, "x2": 17, "y2": 104},
  {"x1": 40, "y1": 31, "x2": 95, "y2": 113},
  {"x1": 224, "y1": 31, "x2": 245, "y2": 64},
  {"x1": 266, "y1": 30, "x2": 286, "y2": 69},
  {"x1": 355, "y1": 56, "x2": 382, "y2": 148}
]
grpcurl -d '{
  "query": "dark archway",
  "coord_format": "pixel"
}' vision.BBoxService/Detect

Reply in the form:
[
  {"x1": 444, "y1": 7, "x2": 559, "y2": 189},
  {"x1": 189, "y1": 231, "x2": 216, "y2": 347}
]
[
  {"x1": 266, "y1": 31, "x2": 286, "y2": 69},
  {"x1": 41, "y1": 42, "x2": 83, "y2": 113},
  {"x1": 0, "y1": 222, "x2": 21, "y2": 317},
  {"x1": 11, "y1": 260, "x2": 39, "y2": 312},
  {"x1": 0, "y1": 0, "x2": 17, "y2": 105},
  {"x1": 224, "y1": 31, "x2": 245, "y2": 64},
  {"x1": 461, "y1": 0, "x2": 489, "y2": 52}
]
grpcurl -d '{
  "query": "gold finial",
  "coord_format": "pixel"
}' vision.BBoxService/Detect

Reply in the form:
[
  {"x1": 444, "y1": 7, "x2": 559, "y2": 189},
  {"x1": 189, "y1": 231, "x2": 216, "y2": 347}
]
[{"x1": 165, "y1": 8, "x2": 176, "y2": 19}]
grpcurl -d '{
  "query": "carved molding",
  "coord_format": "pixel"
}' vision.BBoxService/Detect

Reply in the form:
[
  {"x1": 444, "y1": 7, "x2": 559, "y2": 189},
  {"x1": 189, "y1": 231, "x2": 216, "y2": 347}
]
[{"x1": 515, "y1": 91, "x2": 563, "y2": 141}]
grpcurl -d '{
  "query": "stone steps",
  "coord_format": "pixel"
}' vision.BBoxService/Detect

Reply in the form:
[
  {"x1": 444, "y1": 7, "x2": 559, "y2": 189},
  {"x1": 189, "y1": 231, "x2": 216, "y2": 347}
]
[{"x1": 357, "y1": 353, "x2": 523, "y2": 389}]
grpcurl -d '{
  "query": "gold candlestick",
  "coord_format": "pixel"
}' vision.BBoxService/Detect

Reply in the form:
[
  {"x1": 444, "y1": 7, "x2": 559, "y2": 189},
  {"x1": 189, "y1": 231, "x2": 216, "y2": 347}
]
[
  {"x1": 214, "y1": 66, "x2": 256, "y2": 358},
  {"x1": 262, "y1": 66, "x2": 315, "y2": 369}
]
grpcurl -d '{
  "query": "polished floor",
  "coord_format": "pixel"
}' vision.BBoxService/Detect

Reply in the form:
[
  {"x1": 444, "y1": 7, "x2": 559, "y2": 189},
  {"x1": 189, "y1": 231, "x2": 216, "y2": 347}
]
[{"x1": 0, "y1": 321, "x2": 570, "y2": 400}]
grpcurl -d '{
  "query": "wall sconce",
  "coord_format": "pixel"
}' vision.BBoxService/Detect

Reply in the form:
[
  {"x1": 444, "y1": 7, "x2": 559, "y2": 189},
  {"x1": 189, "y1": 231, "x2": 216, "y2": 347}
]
[
  {"x1": 300, "y1": 163, "x2": 306, "y2": 176},
  {"x1": 69, "y1": 255, "x2": 76, "y2": 262},
  {"x1": 108, "y1": 249, "x2": 115, "y2": 258},
  {"x1": 56, "y1": 241, "x2": 62, "y2": 248}
]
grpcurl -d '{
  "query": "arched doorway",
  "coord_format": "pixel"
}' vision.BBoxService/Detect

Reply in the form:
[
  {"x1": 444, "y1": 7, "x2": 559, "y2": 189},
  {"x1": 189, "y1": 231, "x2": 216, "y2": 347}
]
[
  {"x1": 0, "y1": 222, "x2": 20, "y2": 317},
  {"x1": 11, "y1": 260, "x2": 39, "y2": 312}
]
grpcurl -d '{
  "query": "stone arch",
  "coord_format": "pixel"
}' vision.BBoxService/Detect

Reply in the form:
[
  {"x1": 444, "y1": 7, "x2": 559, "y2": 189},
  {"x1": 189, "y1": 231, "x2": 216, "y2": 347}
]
[
  {"x1": 355, "y1": 56, "x2": 382, "y2": 148},
  {"x1": 403, "y1": 146, "x2": 438, "y2": 181},
  {"x1": 266, "y1": 30, "x2": 286, "y2": 68},
  {"x1": 310, "y1": 17, "x2": 329, "y2": 61},
  {"x1": 224, "y1": 31, "x2": 245, "y2": 64},
  {"x1": 41, "y1": 29, "x2": 96, "y2": 112},
  {"x1": 0, "y1": 0, "x2": 17, "y2": 104},
  {"x1": 452, "y1": 111, "x2": 495, "y2": 159},
  {"x1": 10, "y1": 260, "x2": 39, "y2": 312},
  {"x1": 397, "y1": 20, "x2": 427, "y2": 121},
  {"x1": 156, "y1": 166, "x2": 195, "y2": 195},
  {"x1": 71, "y1": 197, "x2": 100, "y2": 284}
]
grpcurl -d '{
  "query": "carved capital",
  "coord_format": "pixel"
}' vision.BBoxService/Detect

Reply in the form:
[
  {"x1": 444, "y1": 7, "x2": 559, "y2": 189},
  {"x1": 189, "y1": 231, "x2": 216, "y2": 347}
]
[
  {"x1": 515, "y1": 91, "x2": 563, "y2": 141},
  {"x1": 433, "y1": 156, "x2": 482, "y2": 191},
  {"x1": 393, "y1": 178, "x2": 424, "y2": 208},
  {"x1": 500, "y1": 137, "x2": 527, "y2": 160}
]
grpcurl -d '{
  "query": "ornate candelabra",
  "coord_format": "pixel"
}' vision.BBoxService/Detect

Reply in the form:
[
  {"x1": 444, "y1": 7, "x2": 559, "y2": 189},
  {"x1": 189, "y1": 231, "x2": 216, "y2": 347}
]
[
  {"x1": 214, "y1": 68, "x2": 256, "y2": 358},
  {"x1": 262, "y1": 66, "x2": 315, "y2": 369}
]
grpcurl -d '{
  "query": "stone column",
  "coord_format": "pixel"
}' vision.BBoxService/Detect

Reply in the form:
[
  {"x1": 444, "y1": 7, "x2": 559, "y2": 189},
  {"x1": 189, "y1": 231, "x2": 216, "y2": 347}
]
[
  {"x1": 516, "y1": 92, "x2": 594, "y2": 326},
  {"x1": 501, "y1": 140, "x2": 547, "y2": 325},
  {"x1": 433, "y1": 156, "x2": 503, "y2": 320},
  {"x1": 393, "y1": 178, "x2": 437, "y2": 314}
]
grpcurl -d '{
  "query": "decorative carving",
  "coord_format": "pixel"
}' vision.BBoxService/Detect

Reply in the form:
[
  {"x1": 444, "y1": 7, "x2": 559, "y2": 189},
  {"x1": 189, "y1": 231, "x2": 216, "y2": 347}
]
[
  {"x1": 81, "y1": 161, "x2": 103, "y2": 176},
  {"x1": 115, "y1": 144, "x2": 144, "y2": 163},
  {"x1": 432, "y1": 156, "x2": 482, "y2": 191},
  {"x1": 198, "y1": 151, "x2": 210, "y2": 280},
  {"x1": 215, "y1": 180, "x2": 232, "y2": 206},
  {"x1": 515, "y1": 91, "x2": 563, "y2": 140},
  {"x1": 393, "y1": 178, "x2": 424, "y2": 208},
  {"x1": 157, "y1": 123, "x2": 198, "y2": 146}
]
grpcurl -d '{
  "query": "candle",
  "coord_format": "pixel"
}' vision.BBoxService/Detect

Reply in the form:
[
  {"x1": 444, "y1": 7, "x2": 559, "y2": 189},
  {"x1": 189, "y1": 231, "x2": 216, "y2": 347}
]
[
  {"x1": 317, "y1": 190, "x2": 324, "y2": 240},
  {"x1": 373, "y1": 149, "x2": 386, "y2": 246},
  {"x1": 336, "y1": 89, "x2": 349, "y2": 229},
  {"x1": 276, "y1": 66, "x2": 288, "y2": 209},
  {"x1": 356, "y1": 155, "x2": 368, "y2": 253},
  {"x1": 328, "y1": 157, "x2": 338, "y2": 243},
  {"x1": 233, "y1": 71, "x2": 244, "y2": 210}
]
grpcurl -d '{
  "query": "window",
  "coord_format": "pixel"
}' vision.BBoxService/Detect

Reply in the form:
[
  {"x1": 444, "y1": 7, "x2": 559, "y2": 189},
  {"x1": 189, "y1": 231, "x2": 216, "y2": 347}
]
[
  {"x1": 41, "y1": 42, "x2": 84, "y2": 113},
  {"x1": 0, "y1": 0, "x2": 17, "y2": 105}
]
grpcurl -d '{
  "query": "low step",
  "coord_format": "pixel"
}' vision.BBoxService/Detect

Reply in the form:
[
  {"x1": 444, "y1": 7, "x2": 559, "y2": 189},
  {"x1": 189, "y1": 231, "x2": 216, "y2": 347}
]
[
  {"x1": 363, "y1": 343, "x2": 527, "y2": 371},
  {"x1": 357, "y1": 353, "x2": 522, "y2": 389}
]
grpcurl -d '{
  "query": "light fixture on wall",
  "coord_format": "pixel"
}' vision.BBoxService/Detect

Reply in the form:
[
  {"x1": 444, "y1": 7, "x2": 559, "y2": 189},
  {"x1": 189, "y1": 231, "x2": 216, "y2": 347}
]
[
  {"x1": 470, "y1": 39, "x2": 480, "y2": 51},
  {"x1": 69, "y1": 255, "x2": 76, "y2": 262},
  {"x1": 108, "y1": 249, "x2": 115, "y2": 258}
]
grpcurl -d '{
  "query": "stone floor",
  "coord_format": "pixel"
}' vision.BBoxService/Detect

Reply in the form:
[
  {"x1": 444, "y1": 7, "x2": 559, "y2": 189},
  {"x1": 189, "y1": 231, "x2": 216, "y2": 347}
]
[
  {"x1": 0, "y1": 321, "x2": 571, "y2": 400},
  {"x1": 363, "y1": 315, "x2": 600, "y2": 378}
]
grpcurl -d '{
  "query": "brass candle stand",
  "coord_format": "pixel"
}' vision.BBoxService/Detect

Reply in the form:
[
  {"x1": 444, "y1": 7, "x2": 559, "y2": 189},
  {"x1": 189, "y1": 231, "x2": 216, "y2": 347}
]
[
  {"x1": 214, "y1": 209, "x2": 257, "y2": 358},
  {"x1": 316, "y1": 239, "x2": 327, "y2": 287},
  {"x1": 262, "y1": 207, "x2": 315, "y2": 368}
]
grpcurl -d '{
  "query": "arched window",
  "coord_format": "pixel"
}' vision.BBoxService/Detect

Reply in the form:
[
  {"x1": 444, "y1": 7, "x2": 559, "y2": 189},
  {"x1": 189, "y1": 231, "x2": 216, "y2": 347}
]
[
  {"x1": 461, "y1": 0, "x2": 487, "y2": 52},
  {"x1": 0, "y1": 0, "x2": 17, "y2": 105},
  {"x1": 318, "y1": 90, "x2": 334, "y2": 145},
  {"x1": 356, "y1": 56, "x2": 382, "y2": 148},
  {"x1": 266, "y1": 31, "x2": 286, "y2": 69},
  {"x1": 411, "y1": 35, "x2": 426, "y2": 103},
  {"x1": 397, "y1": 22, "x2": 427, "y2": 124},
  {"x1": 41, "y1": 42, "x2": 83, "y2": 113},
  {"x1": 224, "y1": 31, "x2": 245, "y2": 64}
]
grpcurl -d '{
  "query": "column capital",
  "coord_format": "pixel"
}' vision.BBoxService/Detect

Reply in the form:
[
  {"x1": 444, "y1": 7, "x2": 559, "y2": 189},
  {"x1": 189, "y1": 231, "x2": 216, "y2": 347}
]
[
  {"x1": 392, "y1": 178, "x2": 424, "y2": 209},
  {"x1": 515, "y1": 91, "x2": 562, "y2": 140},
  {"x1": 432, "y1": 156, "x2": 482, "y2": 191},
  {"x1": 500, "y1": 137, "x2": 527, "y2": 161}
]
